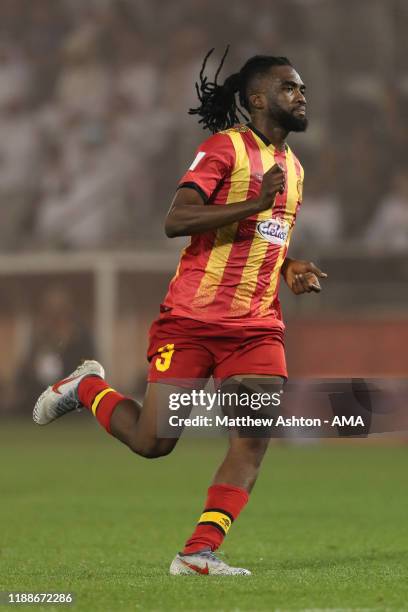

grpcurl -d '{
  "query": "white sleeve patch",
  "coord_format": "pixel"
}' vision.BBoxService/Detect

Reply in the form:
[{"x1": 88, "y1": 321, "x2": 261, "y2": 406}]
[{"x1": 189, "y1": 151, "x2": 206, "y2": 171}]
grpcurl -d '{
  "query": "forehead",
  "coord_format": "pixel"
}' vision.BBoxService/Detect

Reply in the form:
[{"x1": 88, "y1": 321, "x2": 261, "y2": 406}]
[{"x1": 265, "y1": 65, "x2": 304, "y2": 87}]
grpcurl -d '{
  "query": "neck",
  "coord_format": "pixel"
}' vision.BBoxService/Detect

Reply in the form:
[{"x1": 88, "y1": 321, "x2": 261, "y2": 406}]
[{"x1": 250, "y1": 116, "x2": 288, "y2": 151}]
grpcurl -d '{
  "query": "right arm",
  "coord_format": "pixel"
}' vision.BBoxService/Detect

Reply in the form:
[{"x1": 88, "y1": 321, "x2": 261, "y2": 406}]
[{"x1": 165, "y1": 164, "x2": 286, "y2": 238}]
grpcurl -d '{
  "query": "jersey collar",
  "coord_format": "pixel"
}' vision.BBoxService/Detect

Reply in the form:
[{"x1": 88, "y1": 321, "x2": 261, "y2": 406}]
[{"x1": 247, "y1": 122, "x2": 288, "y2": 152}]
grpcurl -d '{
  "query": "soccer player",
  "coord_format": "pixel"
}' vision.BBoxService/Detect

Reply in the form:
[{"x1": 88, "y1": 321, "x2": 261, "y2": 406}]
[{"x1": 33, "y1": 49, "x2": 327, "y2": 575}]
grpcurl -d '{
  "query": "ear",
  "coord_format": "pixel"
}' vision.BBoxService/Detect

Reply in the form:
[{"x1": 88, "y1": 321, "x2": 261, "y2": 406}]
[{"x1": 248, "y1": 92, "x2": 266, "y2": 111}]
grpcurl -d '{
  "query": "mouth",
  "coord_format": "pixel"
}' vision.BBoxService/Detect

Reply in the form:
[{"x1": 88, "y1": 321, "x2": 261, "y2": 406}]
[{"x1": 293, "y1": 106, "x2": 306, "y2": 117}]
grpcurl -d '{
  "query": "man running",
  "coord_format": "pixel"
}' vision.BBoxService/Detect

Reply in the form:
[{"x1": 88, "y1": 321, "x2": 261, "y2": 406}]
[{"x1": 34, "y1": 48, "x2": 327, "y2": 576}]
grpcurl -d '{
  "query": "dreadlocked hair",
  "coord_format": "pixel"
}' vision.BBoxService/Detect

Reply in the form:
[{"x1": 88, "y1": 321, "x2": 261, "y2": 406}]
[{"x1": 189, "y1": 46, "x2": 292, "y2": 134}]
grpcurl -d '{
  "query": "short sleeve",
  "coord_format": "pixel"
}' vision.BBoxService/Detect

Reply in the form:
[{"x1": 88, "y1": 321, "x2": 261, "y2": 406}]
[{"x1": 178, "y1": 132, "x2": 236, "y2": 202}]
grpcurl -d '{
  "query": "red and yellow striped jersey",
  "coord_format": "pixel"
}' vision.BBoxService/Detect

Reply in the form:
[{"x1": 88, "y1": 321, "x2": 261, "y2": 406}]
[{"x1": 163, "y1": 123, "x2": 304, "y2": 328}]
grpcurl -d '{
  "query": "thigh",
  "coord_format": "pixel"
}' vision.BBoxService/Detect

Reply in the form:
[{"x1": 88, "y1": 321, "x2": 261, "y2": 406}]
[{"x1": 219, "y1": 374, "x2": 285, "y2": 440}]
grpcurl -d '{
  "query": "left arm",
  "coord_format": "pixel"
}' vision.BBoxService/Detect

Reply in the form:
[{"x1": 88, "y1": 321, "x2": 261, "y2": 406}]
[{"x1": 281, "y1": 257, "x2": 327, "y2": 295}]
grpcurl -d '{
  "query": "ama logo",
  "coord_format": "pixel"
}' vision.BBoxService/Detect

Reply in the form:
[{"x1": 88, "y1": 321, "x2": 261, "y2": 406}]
[
  {"x1": 256, "y1": 218, "x2": 289, "y2": 246},
  {"x1": 332, "y1": 416, "x2": 365, "y2": 427}
]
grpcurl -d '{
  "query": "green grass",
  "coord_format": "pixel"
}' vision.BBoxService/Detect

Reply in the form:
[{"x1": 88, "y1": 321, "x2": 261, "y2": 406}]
[{"x1": 1, "y1": 418, "x2": 407, "y2": 611}]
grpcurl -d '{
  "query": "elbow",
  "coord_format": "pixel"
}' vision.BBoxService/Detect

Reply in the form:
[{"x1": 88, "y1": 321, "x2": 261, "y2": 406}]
[
  {"x1": 164, "y1": 218, "x2": 178, "y2": 238},
  {"x1": 165, "y1": 214, "x2": 186, "y2": 238}
]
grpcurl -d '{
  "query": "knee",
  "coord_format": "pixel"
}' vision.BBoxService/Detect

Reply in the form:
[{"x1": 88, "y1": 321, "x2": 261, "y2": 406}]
[
  {"x1": 127, "y1": 439, "x2": 176, "y2": 459},
  {"x1": 139, "y1": 445, "x2": 174, "y2": 459}
]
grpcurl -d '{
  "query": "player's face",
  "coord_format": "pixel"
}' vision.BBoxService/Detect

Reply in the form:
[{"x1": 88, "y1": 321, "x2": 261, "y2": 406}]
[{"x1": 264, "y1": 65, "x2": 308, "y2": 132}]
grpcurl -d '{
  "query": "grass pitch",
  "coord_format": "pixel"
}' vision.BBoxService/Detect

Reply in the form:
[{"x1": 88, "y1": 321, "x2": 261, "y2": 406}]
[{"x1": 1, "y1": 418, "x2": 407, "y2": 611}]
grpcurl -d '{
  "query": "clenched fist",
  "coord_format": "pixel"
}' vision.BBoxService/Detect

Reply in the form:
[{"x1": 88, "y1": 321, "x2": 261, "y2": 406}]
[{"x1": 256, "y1": 164, "x2": 286, "y2": 212}]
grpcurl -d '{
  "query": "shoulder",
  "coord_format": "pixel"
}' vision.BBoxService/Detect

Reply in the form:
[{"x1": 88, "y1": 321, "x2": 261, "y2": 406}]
[
  {"x1": 194, "y1": 130, "x2": 238, "y2": 167},
  {"x1": 200, "y1": 130, "x2": 232, "y2": 148},
  {"x1": 201, "y1": 124, "x2": 251, "y2": 147},
  {"x1": 193, "y1": 124, "x2": 254, "y2": 168},
  {"x1": 210, "y1": 124, "x2": 255, "y2": 164}
]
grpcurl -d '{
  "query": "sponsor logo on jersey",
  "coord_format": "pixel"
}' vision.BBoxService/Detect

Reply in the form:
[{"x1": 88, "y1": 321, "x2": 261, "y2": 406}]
[{"x1": 256, "y1": 218, "x2": 289, "y2": 246}]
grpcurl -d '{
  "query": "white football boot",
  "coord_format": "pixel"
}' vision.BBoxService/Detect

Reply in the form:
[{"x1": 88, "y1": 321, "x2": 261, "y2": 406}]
[
  {"x1": 169, "y1": 550, "x2": 251, "y2": 576},
  {"x1": 33, "y1": 360, "x2": 105, "y2": 425}
]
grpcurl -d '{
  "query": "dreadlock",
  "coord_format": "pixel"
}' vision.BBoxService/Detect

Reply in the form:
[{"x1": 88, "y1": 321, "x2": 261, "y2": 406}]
[{"x1": 189, "y1": 46, "x2": 292, "y2": 134}]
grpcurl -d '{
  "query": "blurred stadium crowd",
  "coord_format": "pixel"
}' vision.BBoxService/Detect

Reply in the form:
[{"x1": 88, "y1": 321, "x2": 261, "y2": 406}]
[{"x1": 0, "y1": 0, "x2": 408, "y2": 253}]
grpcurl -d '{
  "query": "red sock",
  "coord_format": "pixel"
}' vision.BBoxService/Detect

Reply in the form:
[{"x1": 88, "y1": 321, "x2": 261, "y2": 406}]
[
  {"x1": 78, "y1": 376, "x2": 126, "y2": 434},
  {"x1": 183, "y1": 483, "x2": 249, "y2": 554}
]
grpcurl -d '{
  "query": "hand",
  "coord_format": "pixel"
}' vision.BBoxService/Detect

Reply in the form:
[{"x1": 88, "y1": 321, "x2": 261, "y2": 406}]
[
  {"x1": 255, "y1": 164, "x2": 286, "y2": 211},
  {"x1": 281, "y1": 258, "x2": 328, "y2": 295}
]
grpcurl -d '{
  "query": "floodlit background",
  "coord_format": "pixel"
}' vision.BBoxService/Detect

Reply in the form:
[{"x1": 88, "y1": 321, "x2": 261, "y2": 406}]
[{"x1": 0, "y1": 0, "x2": 407, "y2": 415}]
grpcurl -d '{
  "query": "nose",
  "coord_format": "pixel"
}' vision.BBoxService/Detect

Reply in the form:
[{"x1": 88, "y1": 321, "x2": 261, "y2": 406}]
[{"x1": 297, "y1": 91, "x2": 306, "y2": 105}]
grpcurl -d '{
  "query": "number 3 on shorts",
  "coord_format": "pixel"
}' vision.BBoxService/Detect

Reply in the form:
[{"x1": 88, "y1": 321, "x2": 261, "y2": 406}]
[{"x1": 155, "y1": 343, "x2": 175, "y2": 372}]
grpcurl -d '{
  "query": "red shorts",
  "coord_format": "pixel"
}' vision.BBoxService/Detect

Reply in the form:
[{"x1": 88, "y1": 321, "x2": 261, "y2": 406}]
[{"x1": 147, "y1": 314, "x2": 287, "y2": 384}]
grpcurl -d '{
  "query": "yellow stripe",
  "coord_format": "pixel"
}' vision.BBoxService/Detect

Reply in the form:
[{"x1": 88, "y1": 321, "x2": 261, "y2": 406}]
[
  {"x1": 199, "y1": 511, "x2": 232, "y2": 534},
  {"x1": 91, "y1": 387, "x2": 115, "y2": 416},
  {"x1": 282, "y1": 147, "x2": 299, "y2": 222},
  {"x1": 259, "y1": 241, "x2": 289, "y2": 316},
  {"x1": 229, "y1": 140, "x2": 276, "y2": 315},
  {"x1": 259, "y1": 148, "x2": 298, "y2": 315},
  {"x1": 192, "y1": 132, "x2": 251, "y2": 308}
]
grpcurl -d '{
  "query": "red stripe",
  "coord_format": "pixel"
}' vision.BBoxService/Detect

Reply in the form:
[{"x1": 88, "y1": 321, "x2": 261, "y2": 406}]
[
  {"x1": 164, "y1": 232, "x2": 216, "y2": 309},
  {"x1": 212, "y1": 130, "x2": 263, "y2": 313},
  {"x1": 249, "y1": 148, "x2": 289, "y2": 316}
]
